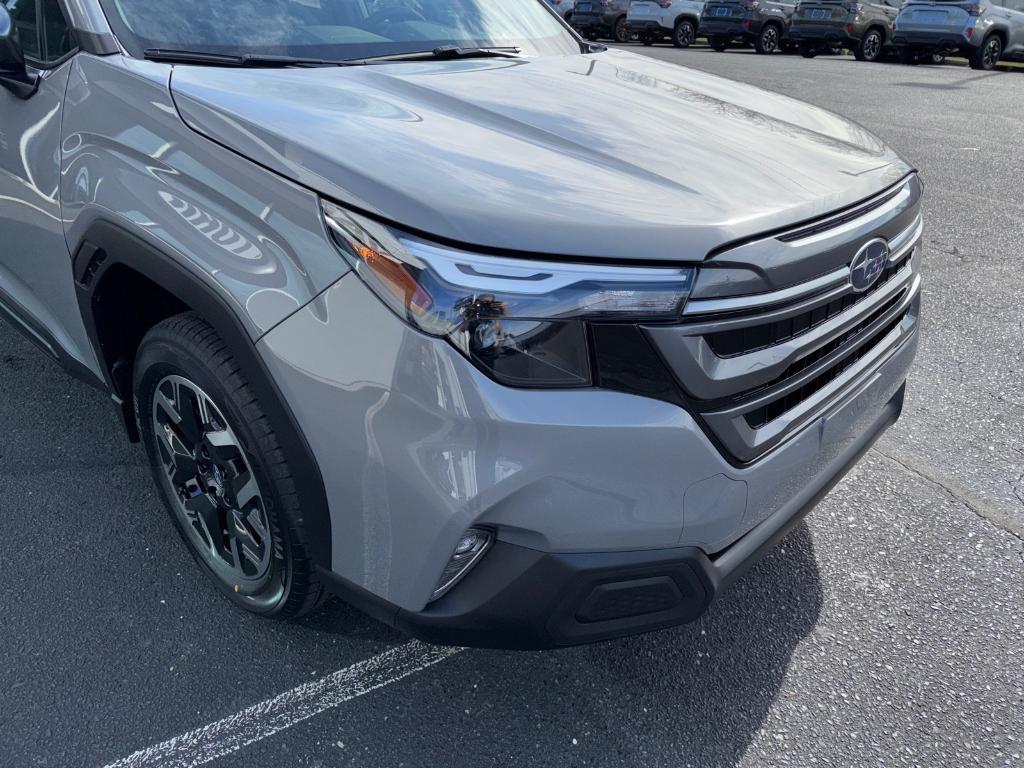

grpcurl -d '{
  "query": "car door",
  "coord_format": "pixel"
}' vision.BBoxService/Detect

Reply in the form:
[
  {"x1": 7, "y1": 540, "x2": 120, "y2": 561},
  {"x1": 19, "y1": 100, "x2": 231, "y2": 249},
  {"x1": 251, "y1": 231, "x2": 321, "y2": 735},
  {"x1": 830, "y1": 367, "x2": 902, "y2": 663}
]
[{"x1": 0, "y1": 0, "x2": 94, "y2": 366}]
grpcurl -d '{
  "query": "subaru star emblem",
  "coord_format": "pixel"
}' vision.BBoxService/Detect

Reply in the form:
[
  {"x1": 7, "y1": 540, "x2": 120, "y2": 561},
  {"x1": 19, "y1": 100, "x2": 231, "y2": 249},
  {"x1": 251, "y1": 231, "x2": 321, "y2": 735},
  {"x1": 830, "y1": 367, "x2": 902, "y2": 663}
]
[{"x1": 850, "y1": 238, "x2": 889, "y2": 292}]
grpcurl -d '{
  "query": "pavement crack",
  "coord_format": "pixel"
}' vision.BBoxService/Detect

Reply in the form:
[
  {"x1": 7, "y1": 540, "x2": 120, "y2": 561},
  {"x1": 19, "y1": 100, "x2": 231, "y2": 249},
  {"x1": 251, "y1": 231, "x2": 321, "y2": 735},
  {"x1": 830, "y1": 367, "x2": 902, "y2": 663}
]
[{"x1": 870, "y1": 447, "x2": 1024, "y2": 546}]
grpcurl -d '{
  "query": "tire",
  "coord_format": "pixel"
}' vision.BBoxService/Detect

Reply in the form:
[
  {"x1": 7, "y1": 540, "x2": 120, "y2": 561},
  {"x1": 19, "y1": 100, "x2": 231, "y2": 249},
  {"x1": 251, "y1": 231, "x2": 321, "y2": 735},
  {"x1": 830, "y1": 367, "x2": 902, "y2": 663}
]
[
  {"x1": 673, "y1": 19, "x2": 696, "y2": 47},
  {"x1": 969, "y1": 34, "x2": 1001, "y2": 70},
  {"x1": 709, "y1": 35, "x2": 729, "y2": 51},
  {"x1": 755, "y1": 23, "x2": 781, "y2": 54},
  {"x1": 800, "y1": 42, "x2": 818, "y2": 58},
  {"x1": 641, "y1": 33, "x2": 655, "y2": 45},
  {"x1": 927, "y1": 52, "x2": 946, "y2": 65},
  {"x1": 899, "y1": 47, "x2": 918, "y2": 65},
  {"x1": 614, "y1": 16, "x2": 630, "y2": 42},
  {"x1": 584, "y1": 30, "x2": 599, "y2": 41},
  {"x1": 854, "y1": 27, "x2": 884, "y2": 62},
  {"x1": 135, "y1": 313, "x2": 327, "y2": 619}
]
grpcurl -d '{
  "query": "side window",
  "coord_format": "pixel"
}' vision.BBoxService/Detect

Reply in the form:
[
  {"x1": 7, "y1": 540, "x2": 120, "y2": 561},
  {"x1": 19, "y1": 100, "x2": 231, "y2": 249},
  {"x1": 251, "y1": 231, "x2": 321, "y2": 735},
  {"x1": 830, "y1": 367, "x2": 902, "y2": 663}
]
[
  {"x1": 3, "y1": 0, "x2": 41, "y2": 61},
  {"x1": 2, "y1": 0, "x2": 74, "y2": 66},
  {"x1": 41, "y1": 0, "x2": 74, "y2": 62}
]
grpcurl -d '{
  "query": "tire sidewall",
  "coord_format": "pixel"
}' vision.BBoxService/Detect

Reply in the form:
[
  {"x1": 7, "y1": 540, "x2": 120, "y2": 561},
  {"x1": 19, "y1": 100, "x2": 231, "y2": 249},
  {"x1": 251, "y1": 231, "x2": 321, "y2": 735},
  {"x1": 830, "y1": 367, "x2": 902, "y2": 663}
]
[{"x1": 134, "y1": 335, "x2": 296, "y2": 616}]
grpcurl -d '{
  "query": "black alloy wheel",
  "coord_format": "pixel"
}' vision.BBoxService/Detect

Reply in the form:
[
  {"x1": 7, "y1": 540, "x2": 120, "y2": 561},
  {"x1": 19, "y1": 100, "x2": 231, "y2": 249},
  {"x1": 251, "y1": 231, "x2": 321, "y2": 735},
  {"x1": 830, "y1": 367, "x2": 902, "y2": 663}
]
[
  {"x1": 674, "y1": 19, "x2": 697, "y2": 47},
  {"x1": 755, "y1": 23, "x2": 780, "y2": 54},
  {"x1": 970, "y1": 34, "x2": 1001, "y2": 70},
  {"x1": 136, "y1": 314, "x2": 326, "y2": 618},
  {"x1": 855, "y1": 28, "x2": 884, "y2": 61}
]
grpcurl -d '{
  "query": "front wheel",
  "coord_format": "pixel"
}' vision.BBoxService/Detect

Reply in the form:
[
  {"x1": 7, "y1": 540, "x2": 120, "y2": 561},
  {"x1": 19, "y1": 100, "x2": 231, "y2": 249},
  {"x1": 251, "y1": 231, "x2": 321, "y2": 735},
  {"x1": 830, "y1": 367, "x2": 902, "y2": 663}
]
[
  {"x1": 755, "y1": 23, "x2": 781, "y2": 54},
  {"x1": 135, "y1": 313, "x2": 326, "y2": 619},
  {"x1": 800, "y1": 42, "x2": 818, "y2": 58},
  {"x1": 673, "y1": 19, "x2": 696, "y2": 48},
  {"x1": 709, "y1": 35, "x2": 729, "y2": 51},
  {"x1": 969, "y1": 34, "x2": 1002, "y2": 70},
  {"x1": 854, "y1": 28, "x2": 884, "y2": 61}
]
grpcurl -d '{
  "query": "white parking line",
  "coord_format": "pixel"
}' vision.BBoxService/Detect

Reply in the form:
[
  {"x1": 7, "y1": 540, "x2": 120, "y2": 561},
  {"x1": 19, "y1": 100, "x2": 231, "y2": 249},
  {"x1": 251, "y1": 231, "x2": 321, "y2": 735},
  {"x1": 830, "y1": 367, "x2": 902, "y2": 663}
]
[{"x1": 102, "y1": 641, "x2": 463, "y2": 768}]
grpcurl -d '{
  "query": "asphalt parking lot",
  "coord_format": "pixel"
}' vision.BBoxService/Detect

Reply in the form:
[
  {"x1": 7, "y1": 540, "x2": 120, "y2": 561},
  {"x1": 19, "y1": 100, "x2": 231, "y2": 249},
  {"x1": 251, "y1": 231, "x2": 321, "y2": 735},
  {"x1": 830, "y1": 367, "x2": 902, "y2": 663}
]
[{"x1": 2, "y1": 47, "x2": 1022, "y2": 768}]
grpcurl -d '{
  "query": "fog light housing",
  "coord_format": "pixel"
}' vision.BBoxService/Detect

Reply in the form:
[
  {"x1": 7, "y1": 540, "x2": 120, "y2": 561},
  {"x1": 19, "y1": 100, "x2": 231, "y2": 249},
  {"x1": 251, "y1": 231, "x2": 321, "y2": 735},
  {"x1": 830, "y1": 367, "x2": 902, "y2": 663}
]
[{"x1": 430, "y1": 528, "x2": 493, "y2": 601}]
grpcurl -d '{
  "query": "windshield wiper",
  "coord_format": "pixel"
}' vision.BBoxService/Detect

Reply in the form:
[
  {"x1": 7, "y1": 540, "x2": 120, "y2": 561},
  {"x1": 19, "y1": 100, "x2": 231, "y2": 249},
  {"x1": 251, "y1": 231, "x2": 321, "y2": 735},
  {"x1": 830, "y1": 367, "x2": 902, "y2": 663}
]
[
  {"x1": 144, "y1": 49, "x2": 338, "y2": 68},
  {"x1": 346, "y1": 46, "x2": 523, "y2": 65}
]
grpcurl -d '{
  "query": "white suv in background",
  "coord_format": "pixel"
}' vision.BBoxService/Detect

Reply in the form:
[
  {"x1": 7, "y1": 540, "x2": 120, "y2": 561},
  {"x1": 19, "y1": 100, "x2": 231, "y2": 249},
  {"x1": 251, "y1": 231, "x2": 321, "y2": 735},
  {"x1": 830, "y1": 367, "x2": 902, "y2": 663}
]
[{"x1": 627, "y1": 0, "x2": 707, "y2": 45}]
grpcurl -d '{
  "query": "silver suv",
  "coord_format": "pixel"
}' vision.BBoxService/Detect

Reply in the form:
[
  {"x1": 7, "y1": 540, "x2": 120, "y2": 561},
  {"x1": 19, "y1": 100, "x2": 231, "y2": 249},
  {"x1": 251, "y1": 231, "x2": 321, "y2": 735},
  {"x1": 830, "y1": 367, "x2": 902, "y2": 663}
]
[
  {"x1": 893, "y1": 0, "x2": 1024, "y2": 69},
  {"x1": 627, "y1": 0, "x2": 706, "y2": 47},
  {"x1": 0, "y1": 0, "x2": 922, "y2": 649}
]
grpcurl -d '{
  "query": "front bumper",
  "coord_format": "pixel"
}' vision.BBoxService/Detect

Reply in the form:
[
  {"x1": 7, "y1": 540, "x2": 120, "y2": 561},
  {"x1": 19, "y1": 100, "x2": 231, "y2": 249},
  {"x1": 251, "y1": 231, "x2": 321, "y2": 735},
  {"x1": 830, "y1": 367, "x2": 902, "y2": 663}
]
[
  {"x1": 260, "y1": 265, "x2": 919, "y2": 647},
  {"x1": 321, "y1": 379, "x2": 907, "y2": 649}
]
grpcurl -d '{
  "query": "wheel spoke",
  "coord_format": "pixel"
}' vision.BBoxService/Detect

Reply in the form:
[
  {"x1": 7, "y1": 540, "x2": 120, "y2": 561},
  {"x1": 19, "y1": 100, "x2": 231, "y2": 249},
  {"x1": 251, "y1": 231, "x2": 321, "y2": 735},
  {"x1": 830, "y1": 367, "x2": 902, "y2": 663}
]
[
  {"x1": 183, "y1": 492, "x2": 221, "y2": 552},
  {"x1": 173, "y1": 381, "x2": 206, "y2": 444}
]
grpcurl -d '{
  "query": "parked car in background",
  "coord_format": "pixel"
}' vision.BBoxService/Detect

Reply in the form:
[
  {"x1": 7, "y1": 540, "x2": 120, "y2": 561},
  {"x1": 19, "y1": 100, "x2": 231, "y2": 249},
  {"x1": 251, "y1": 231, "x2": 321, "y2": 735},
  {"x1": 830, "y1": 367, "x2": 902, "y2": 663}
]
[
  {"x1": 789, "y1": 0, "x2": 900, "y2": 61},
  {"x1": 572, "y1": 0, "x2": 633, "y2": 40},
  {"x1": 627, "y1": 0, "x2": 706, "y2": 46},
  {"x1": 892, "y1": 0, "x2": 1024, "y2": 69},
  {"x1": 545, "y1": 0, "x2": 577, "y2": 21},
  {"x1": 700, "y1": 0, "x2": 798, "y2": 53}
]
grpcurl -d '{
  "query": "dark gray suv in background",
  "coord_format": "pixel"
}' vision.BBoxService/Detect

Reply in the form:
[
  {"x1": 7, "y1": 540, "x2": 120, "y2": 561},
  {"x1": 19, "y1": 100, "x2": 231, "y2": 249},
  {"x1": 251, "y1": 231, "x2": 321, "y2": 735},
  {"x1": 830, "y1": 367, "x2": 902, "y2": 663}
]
[
  {"x1": 0, "y1": 0, "x2": 923, "y2": 649},
  {"x1": 701, "y1": 0, "x2": 799, "y2": 53},
  {"x1": 572, "y1": 0, "x2": 633, "y2": 40},
  {"x1": 790, "y1": 0, "x2": 900, "y2": 60}
]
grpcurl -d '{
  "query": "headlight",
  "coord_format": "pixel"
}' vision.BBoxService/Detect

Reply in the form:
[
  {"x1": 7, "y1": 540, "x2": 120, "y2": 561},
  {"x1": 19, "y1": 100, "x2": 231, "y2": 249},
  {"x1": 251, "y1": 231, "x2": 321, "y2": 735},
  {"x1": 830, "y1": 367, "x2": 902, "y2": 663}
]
[{"x1": 323, "y1": 202, "x2": 695, "y2": 388}]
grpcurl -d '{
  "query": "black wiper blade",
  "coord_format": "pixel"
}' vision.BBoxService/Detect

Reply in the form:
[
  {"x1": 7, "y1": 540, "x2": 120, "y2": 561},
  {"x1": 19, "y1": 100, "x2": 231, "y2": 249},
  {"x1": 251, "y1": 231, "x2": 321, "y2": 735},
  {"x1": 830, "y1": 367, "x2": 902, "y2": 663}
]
[
  {"x1": 346, "y1": 46, "x2": 523, "y2": 65},
  {"x1": 144, "y1": 49, "x2": 337, "y2": 68}
]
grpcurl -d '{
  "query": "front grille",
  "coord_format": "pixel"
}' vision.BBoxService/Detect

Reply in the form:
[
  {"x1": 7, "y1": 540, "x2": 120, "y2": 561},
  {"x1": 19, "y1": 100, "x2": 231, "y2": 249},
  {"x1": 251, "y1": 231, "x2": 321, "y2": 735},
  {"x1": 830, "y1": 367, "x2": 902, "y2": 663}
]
[
  {"x1": 643, "y1": 175, "x2": 924, "y2": 464},
  {"x1": 744, "y1": 306, "x2": 909, "y2": 429},
  {"x1": 706, "y1": 252, "x2": 911, "y2": 358}
]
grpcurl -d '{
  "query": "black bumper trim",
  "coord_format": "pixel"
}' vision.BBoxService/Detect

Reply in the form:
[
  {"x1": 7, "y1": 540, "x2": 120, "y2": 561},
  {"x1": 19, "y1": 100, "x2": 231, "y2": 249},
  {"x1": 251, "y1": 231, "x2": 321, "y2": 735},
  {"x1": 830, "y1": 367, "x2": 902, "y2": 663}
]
[{"x1": 319, "y1": 383, "x2": 905, "y2": 650}]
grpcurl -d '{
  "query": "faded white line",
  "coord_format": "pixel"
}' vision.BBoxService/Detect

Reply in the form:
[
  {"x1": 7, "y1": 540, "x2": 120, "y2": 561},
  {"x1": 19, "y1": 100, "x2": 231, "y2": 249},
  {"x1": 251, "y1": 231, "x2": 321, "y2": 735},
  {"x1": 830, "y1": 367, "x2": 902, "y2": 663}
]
[{"x1": 102, "y1": 641, "x2": 463, "y2": 768}]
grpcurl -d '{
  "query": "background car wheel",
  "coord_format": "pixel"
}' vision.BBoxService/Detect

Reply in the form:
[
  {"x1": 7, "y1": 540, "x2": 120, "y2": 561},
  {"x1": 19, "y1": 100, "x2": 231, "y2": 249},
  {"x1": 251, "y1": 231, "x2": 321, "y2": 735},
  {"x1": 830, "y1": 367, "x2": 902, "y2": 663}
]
[
  {"x1": 755, "y1": 23, "x2": 780, "y2": 54},
  {"x1": 615, "y1": 16, "x2": 630, "y2": 42},
  {"x1": 969, "y1": 34, "x2": 1001, "y2": 70},
  {"x1": 800, "y1": 42, "x2": 818, "y2": 58},
  {"x1": 673, "y1": 19, "x2": 696, "y2": 47},
  {"x1": 709, "y1": 35, "x2": 729, "y2": 51},
  {"x1": 854, "y1": 28, "x2": 884, "y2": 61},
  {"x1": 135, "y1": 313, "x2": 327, "y2": 619},
  {"x1": 584, "y1": 30, "x2": 598, "y2": 41},
  {"x1": 899, "y1": 47, "x2": 918, "y2": 65},
  {"x1": 927, "y1": 52, "x2": 946, "y2": 65},
  {"x1": 641, "y1": 32, "x2": 654, "y2": 45}
]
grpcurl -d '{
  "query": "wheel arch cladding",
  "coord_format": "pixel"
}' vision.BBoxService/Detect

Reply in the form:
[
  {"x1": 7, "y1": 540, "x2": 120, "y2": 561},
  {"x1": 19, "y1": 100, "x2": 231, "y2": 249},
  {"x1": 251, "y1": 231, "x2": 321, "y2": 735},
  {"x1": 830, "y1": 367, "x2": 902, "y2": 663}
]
[{"x1": 71, "y1": 219, "x2": 334, "y2": 569}]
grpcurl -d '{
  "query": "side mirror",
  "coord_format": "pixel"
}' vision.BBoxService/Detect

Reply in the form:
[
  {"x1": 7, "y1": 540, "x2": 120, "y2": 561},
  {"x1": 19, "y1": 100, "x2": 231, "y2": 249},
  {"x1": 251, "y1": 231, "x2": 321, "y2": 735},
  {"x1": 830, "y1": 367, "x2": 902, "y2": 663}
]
[{"x1": 0, "y1": 5, "x2": 39, "y2": 99}]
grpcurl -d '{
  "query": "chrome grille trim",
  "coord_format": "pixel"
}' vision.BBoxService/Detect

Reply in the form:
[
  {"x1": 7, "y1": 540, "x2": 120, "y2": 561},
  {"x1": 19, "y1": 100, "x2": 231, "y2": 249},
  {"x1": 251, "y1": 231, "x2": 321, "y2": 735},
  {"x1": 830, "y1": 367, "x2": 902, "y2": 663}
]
[
  {"x1": 683, "y1": 210, "x2": 923, "y2": 317},
  {"x1": 682, "y1": 267, "x2": 849, "y2": 316}
]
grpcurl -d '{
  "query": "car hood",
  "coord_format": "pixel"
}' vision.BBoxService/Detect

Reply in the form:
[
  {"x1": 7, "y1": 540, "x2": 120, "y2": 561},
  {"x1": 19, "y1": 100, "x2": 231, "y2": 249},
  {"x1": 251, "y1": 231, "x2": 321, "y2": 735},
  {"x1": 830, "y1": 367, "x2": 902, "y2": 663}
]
[{"x1": 169, "y1": 49, "x2": 911, "y2": 261}]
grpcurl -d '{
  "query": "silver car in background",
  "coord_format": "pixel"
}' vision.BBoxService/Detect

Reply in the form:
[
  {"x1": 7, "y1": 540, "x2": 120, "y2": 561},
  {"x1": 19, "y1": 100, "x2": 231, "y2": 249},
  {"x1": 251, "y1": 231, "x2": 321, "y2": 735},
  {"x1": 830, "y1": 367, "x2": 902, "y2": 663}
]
[
  {"x1": 627, "y1": 0, "x2": 706, "y2": 46},
  {"x1": 893, "y1": 0, "x2": 1024, "y2": 68}
]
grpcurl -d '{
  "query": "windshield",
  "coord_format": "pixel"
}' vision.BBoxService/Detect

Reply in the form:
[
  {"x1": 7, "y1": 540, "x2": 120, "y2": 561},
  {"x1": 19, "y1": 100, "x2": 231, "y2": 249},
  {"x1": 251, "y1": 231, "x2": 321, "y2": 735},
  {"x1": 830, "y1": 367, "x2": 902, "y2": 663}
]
[{"x1": 99, "y1": 0, "x2": 582, "y2": 61}]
